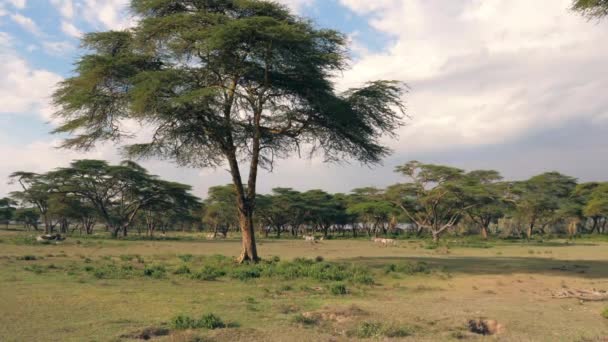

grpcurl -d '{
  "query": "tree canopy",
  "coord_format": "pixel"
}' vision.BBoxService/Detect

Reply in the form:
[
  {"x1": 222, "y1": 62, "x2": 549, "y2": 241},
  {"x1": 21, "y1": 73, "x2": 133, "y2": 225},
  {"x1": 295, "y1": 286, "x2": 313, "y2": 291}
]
[
  {"x1": 52, "y1": 0, "x2": 408, "y2": 262},
  {"x1": 572, "y1": 0, "x2": 608, "y2": 18}
]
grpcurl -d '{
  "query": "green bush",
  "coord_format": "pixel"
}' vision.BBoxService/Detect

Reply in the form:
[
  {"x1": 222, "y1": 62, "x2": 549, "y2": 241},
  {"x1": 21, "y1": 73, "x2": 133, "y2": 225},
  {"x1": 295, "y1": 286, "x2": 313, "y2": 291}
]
[
  {"x1": 198, "y1": 313, "x2": 225, "y2": 329},
  {"x1": 191, "y1": 266, "x2": 226, "y2": 281},
  {"x1": 85, "y1": 263, "x2": 135, "y2": 279},
  {"x1": 602, "y1": 308, "x2": 608, "y2": 319},
  {"x1": 177, "y1": 254, "x2": 193, "y2": 262},
  {"x1": 18, "y1": 255, "x2": 38, "y2": 261},
  {"x1": 143, "y1": 265, "x2": 166, "y2": 278},
  {"x1": 329, "y1": 283, "x2": 347, "y2": 295},
  {"x1": 348, "y1": 321, "x2": 414, "y2": 338},
  {"x1": 229, "y1": 267, "x2": 261, "y2": 281},
  {"x1": 351, "y1": 321, "x2": 383, "y2": 338},
  {"x1": 384, "y1": 262, "x2": 431, "y2": 275},
  {"x1": 170, "y1": 313, "x2": 225, "y2": 330},
  {"x1": 171, "y1": 314, "x2": 199, "y2": 330},
  {"x1": 173, "y1": 265, "x2": 191, "y2": 275}
]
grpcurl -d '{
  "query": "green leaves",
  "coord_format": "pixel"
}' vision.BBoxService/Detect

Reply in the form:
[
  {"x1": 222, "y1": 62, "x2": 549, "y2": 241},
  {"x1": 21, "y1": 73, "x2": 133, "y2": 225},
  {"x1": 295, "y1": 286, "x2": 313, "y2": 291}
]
[
  {"x1": 53, "y1": 0, "x2": 407, "y2": 168},
  {"x1": 572, "y1": 0, "x2": 608, "y2": 19}
]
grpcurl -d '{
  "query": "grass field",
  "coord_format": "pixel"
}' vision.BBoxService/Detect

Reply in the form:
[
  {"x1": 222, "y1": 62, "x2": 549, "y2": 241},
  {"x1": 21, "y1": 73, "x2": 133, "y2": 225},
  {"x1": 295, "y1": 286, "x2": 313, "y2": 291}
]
[{"x1": 1, "y1": 230, "x2": 607, "y2": 341}]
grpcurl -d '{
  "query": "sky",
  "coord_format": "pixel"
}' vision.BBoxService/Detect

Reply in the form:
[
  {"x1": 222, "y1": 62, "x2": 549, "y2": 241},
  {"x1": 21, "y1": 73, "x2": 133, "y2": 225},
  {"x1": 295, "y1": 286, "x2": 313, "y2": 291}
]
[{"x1": 1, "y1": 0, "x2": 607, "y2": 198}]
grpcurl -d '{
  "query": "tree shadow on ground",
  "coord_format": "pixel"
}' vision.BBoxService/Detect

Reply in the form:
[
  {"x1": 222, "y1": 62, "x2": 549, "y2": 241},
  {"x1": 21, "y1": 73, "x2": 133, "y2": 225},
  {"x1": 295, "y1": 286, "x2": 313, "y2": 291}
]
[{"x1": 344, "y1": 256, "x2": 608, "y2": 279}]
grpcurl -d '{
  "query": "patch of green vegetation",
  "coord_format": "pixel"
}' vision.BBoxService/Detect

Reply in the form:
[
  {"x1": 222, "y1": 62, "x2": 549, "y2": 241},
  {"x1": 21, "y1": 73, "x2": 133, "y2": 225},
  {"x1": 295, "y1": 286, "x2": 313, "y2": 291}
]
[
  {"x1": 328, "y1": 283, "x2": 347, "y2": 295},
  {"x1": 602, "y1": 308, "x2": 608, "y2": 319},
  {"x1": 291, "y1": 314, "x2": 319, "y2": 327},
  {"x1": 229, "y1": 267, "x2": 261, "y2": 281},
  {"x1": 190, "y1": 266, "x2": 226, "y2": 281},
  {"x1": 383, "y1": 261, "x2": 431, "y2": 275},
  {"x1": 143, "y1": 265, "x2": 166, "y2": 278},
  {"x1": 170, "y1": 313, "x2": 226, "y2": 330},
  {"x1": 84, "y1": 263, "x2": 136, "y2": 279},
  {"x1": 348, "y1": 321, "x2": 414, "y2": 338},
  {"x1": 177, "y1": 254, "x2": 194, "y2": 262},
  {"x1": 173, "y1": 264, "x2": 191, "y2": 275},
  {"x1": 119, "y1": 254, "x2": 144, "y2": 263},
  {"x1": 24, "y1": 265, "x2": 46, "y2": 274}
]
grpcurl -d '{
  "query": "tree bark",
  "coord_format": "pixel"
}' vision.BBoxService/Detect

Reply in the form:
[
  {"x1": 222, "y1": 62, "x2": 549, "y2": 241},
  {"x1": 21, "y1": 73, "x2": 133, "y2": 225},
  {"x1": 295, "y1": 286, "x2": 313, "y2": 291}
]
[
  {"x1": 237, "y1": 207, "x2": 258, "y2": 263},
  {"x1": 480, "y1": 226, "x2": 488, "y2": 240}
]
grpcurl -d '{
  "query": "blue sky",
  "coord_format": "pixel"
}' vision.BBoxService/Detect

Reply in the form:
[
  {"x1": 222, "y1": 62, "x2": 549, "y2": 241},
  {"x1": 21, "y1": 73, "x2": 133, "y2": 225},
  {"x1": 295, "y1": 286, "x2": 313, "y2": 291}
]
[{"x1": 1, "y1": 0, "x2": 608, "y2": 198}]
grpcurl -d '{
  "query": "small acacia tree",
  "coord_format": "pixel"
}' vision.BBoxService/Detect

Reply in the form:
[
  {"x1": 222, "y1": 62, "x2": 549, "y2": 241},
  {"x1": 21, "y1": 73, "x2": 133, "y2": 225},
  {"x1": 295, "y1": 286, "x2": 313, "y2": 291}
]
[
  {"x1": 457, "y1": 170, "x2": 508, "y2": 240},
  {"x1": 387, "y1": 161, "x2": 468, "y2": 242},
  {"x1": 52, "y1": 0, "x2": 407, "y2": 262}
]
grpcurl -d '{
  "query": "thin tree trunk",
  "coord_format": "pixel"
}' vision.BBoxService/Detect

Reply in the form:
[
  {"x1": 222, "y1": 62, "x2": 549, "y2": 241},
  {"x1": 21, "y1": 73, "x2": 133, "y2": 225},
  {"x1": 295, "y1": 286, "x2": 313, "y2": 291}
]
[{"x1": 480, "y1": 226, "x2": 489, "y2": 240}]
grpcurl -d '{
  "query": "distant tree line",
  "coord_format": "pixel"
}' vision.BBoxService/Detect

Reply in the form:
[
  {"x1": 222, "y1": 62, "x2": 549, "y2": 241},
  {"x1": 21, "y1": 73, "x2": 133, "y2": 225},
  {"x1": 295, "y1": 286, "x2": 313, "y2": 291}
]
[
  {"x1": 4, "y1": 159, "x2": 608, "y2": 242},
  {"x1": 6, "y1": 160, "x2": 201, "y2": 237}
]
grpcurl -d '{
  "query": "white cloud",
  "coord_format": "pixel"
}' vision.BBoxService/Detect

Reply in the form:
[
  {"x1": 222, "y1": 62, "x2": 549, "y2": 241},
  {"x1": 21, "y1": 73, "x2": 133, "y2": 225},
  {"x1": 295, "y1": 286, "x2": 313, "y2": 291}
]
[
  {"x1": 60, "y1": 20, "x2": 81, "y2": 37},
  {"x1": 0, "y1": 33, "x2": 63, "y2": 118},
  {"x1": 337, "y1": 0, "x2": 608, "y2": 153},
  {"x1": 42, "y1": 40, "x2": 74, "y2": 55},
  {"x1": 80, "y1": 0, "x2": 134, "y2": 29},
  {"x1": 275, "y1": 0, "x2": 314, "y2": 12},
  {"x1": 50, "y1": 0, "x2": 73, "y2": 18},
  {"x1": 10, "y1": 13, "x2": 40, "y2": 35}
]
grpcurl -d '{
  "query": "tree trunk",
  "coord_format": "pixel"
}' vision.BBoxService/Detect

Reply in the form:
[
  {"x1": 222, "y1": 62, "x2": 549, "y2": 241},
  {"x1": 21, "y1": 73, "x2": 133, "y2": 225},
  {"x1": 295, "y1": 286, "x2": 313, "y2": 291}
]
[
  {"x1": 526, "y1": 225, "x2": 533, "y2": 240},
  {"x1": 237, "y1": 208, "x2": 258, "y2": 263},
  {"x1": 480, "y1": 226, "x2": 489, "y2": 240}
]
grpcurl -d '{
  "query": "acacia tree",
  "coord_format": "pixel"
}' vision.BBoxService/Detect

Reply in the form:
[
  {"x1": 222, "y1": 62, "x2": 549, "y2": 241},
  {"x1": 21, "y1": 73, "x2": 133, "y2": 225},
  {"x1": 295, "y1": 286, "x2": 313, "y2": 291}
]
[
  {"x1": 14, "y1": 208, "x2": 40, "y2": 231},
  {"x1": 582, "y1": 183, "x2": 608, "y2": 234},
  {"x1": 572, "y1": 0, "x2": 608, "y2": 18},
  {"x1": 387, "y1": 161, "x2": 468, "y2": 242},
  {"x1": 0, "y1": 198, "x2": 16, "y2": 229},
  {"x1": 346, "y1": 187, "x2": 396, "y2": 237},
  {"x1": 458, "y1": 170, "x2": 508, "y2": 240},
  {"x1": 202, "y1": 185, "x2": 239, "y2": 238},
  {"x1": 142, "y1": 181, "x2": 201, "y2": 237},
  {"x1": 52, "y1": 0, "x2": 407, "y2": 262},
  {"x1": 9, "y1": 172, "x2": 53, "y2": 233},
  {"x1": 48, "y1": 160, "x2": 198, "y2": 237},
  {"x1": 511, "y1": 172, "x2": 577, "y2": 239}
]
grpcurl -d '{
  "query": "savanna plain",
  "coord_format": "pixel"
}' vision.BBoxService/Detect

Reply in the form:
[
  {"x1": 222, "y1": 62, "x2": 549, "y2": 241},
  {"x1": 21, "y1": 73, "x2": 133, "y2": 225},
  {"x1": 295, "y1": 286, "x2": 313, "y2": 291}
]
[{"x1": 1, "y1": 230, "x2": 607, "y2": 342}]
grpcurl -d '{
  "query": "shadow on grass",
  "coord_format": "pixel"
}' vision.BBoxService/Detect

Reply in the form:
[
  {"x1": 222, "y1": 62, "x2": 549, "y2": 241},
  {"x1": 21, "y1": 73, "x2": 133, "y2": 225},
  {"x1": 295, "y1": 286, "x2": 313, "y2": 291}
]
[{"x1": 344, "y1": 256, "x2": 608, "y2": 279}]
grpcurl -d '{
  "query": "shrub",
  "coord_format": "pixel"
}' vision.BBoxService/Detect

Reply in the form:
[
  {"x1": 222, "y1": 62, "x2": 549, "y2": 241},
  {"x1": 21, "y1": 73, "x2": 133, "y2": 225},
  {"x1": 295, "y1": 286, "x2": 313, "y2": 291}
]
[
  {"x1": 85, "y1": 262, "x2": 137, "y2": 279},
  {"x1": 348, "y1": 321, "x2": 414, "y2": 338},
  {"x1": 351, "y1": 321, "x2": 383, "y2": 338},
  {"x1": 602, "y1": 308, "x2": 608, "y2": 319},
  {"x1": 191, "y1": 266, "x2": 226, "y2": 281},
  {"x1": 143, "y1": 265, "x2": 166, "y2": 278},
  {"x1": 329, "y1": 283, "x2": 347, "y2": 295},
  {"x1": 198, "y1": 313, "x2": 225, "y2": 329},
  {"x1": 171, "y1": 314, "x2": 199, "y2": 330},
  {"x1": 18, "y1": 255, "x2": 38, "y2": 261},
  {"x1": 170, "y1": 313, "x2": 226, "y2": 330},
  {"x1": 178, "y1": 254, "x2": 194, "y2": 262},
  {"x1": 384, "y1": 262, "x2": 431, "y2": 275},
  {"x1": 230, "y1": 267, "x2": 261, "y2": 281},
  {"x1": 173, "y1": 265, "x2": 191, "y2": 275}
]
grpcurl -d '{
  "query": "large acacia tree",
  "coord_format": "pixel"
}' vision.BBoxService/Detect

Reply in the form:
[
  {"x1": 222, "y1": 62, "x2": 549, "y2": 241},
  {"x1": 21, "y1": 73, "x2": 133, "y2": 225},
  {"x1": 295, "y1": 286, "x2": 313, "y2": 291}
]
[{"x1": 53, "y1": 0, "x2": 407, "y2": 262}]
